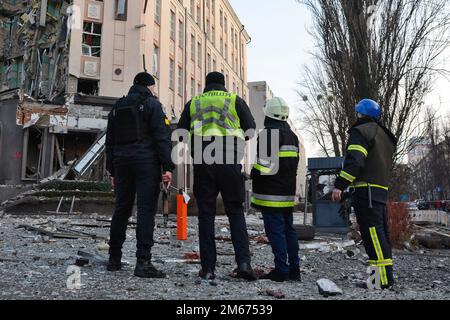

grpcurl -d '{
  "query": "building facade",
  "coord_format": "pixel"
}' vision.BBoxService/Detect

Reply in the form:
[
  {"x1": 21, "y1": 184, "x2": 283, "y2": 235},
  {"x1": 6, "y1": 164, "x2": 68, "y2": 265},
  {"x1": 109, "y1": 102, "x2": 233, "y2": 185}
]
[
  {"x1": 68, "y1": 0, "x2": 250, "y2": 121},
  {"x1": 408, "y1": 137, "x2": 432, "y2": 166},
  {"x1": 247, "y1": 81, "x2": 307, "y2": 199},
  {"x1": 0, "y1": 0, "x2": 251, "y2": 195}
]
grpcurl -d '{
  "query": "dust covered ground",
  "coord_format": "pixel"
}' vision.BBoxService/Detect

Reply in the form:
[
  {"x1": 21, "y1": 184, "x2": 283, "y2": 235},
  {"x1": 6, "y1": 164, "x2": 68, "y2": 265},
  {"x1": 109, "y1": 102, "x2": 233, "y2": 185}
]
[{"x1": 0, "y1": 213, "x2": 449, "y2": 300}]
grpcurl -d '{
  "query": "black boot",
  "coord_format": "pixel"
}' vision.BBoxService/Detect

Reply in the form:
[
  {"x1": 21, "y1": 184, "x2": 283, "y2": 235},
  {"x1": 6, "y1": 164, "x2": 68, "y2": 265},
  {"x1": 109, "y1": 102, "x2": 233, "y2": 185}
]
[
  {"x1": 235, "y1": 263, "x2": 258, "y2": 281},
  {"x1": 107, "y1": 256, "x2": 122, "y2": 272},
  {"x1": 199, "y1": 268, "x2": 216, "y2": 281},
  {"x1": 260, "y1": 269, "x2": 289, "y2": 283},
  {"x1": 134, "y1": 259, "x2": 167, "y2": 279},
  {"x1": 289, "y1": 268, "x2": 301, "y2": 282}
]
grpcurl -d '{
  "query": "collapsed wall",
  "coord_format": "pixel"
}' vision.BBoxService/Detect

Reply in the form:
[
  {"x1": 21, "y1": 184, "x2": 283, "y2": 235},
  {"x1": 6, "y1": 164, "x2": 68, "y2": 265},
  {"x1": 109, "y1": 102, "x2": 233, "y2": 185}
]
[{"x1": 0, "y1": 0, "x2": 72, "y2": 101}]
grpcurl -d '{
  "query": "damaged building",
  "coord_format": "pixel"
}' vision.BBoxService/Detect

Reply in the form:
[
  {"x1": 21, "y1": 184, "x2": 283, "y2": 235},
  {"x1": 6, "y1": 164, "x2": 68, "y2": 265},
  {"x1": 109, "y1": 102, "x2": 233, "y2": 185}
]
[{"x1": 0, "y1": 0, "x2": 256, "y2": 204}]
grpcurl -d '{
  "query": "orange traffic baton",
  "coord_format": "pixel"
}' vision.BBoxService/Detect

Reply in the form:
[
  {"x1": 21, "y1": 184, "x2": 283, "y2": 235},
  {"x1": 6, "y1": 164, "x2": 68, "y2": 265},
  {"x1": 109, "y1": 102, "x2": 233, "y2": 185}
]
[{"x1": 177, "y1": 189, "x2": 188, "y2": 241}]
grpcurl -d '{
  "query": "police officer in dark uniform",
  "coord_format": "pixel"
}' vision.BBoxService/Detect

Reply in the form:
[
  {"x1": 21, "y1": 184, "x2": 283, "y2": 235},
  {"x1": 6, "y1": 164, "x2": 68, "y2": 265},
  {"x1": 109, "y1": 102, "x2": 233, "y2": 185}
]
[
  {"x1": 332, "y1": 99, "x2": 397, "y2": 289},
  {"x1": 251, "y1": 97, "x2": 301, "y2": 283},
  {"x1": 106, "y1": 72, "x2": 175, "y2": 278},
  {"x1": 177, "y1": 72, "x2": 258, "y2": 281}
]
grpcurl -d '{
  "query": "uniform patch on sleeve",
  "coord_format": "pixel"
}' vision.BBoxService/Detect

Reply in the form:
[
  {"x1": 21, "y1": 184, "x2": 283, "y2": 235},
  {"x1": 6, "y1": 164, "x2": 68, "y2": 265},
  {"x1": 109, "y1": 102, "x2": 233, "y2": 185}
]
[{"x1": 165, "y1": 117, "x2": 170, "y2": 126}]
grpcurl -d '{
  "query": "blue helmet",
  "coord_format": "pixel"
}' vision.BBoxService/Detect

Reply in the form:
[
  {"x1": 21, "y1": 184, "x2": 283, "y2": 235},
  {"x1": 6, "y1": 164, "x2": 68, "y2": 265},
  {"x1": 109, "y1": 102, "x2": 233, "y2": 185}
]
[{"x1": 355, "y1": 99, "x2": 382, "y2": 120}]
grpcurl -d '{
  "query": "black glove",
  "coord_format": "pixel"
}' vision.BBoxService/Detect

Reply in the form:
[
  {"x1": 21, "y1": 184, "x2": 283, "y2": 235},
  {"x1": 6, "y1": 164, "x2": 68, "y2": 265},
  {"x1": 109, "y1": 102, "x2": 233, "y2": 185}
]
[{"x1": 338, "y1": 192, "x2": 352, "y2": 224}]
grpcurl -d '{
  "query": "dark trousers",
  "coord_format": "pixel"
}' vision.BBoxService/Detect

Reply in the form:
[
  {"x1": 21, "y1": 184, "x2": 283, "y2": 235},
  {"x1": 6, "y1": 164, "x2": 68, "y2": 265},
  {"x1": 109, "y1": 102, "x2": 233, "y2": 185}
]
[
  {"x1": 262, "y1": 211, "x2": 300, "y2": 275},
  {"x1": 194, "y1": 164, "x2": 251, "y2": 272},
  {"x1": 353, "y1": 196, "x2": 394, "y2": 287},
  {"x1": 109, "y1": 162, "x2": 161, "y2": 261}
]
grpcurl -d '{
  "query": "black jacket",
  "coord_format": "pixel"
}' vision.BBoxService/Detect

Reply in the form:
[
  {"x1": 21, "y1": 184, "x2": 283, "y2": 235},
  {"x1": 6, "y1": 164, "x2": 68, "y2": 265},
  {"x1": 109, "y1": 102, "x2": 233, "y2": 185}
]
[
  {"x1": 251, "y1": 117, "x2": 300, "y2": 213},
  {"x1": 335, "y1": 118, "x2": 397, "y2": 203},
  {"x1": 177, "y1": 83, "x2": 256, "y2": 164},
  {"x1": 106, "y1": 85, "x2": 175, "y2": 175}
]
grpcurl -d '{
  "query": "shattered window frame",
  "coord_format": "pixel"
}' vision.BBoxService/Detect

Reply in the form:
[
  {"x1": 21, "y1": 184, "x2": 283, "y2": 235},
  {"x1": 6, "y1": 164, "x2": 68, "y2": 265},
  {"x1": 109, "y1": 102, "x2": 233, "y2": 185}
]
[{"x1": 82, "y1": 22, "x2": 102, "y2": 58}]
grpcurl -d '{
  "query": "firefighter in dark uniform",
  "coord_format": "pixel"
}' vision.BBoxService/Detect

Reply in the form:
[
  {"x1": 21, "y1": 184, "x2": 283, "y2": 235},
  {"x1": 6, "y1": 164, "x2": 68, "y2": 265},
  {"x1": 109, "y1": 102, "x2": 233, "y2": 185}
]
[
  {"x1": 332, "y1": 99, "x2": 397, "y2": 289},
  {"x1": 106, "y1": 72, "x2": 175, "y2": 278},
  {"x1": 177, "y1": 72, "x2": 258, "y2": 281},
  {"x1": 251, "y1": 97, "x2": 301, "y2": 282}
]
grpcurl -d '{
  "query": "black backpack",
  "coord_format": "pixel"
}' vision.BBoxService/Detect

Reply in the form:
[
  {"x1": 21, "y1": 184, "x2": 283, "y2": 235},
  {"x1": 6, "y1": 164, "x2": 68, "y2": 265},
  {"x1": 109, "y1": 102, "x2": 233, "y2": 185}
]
[{"x1": 112, "y1": 95, "x2": 150, "y2": 145}]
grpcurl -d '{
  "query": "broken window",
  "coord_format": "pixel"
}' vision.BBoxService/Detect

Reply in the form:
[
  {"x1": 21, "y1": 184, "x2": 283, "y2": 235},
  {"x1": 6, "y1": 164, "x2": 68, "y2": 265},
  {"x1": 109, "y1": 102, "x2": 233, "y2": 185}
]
[
  {"x1": 22, "y1": 128, "x2": 44, "y2": 181},
  {"x1": 3, "y1": 59, "x2": 24, "y2": 89},
  {"x1": 77, "y1": 78, "x2": 99, "y2": 95},
  {"x1": 115, "y1": 0, "x2": 128, "y2": 21},
  {"x1": 82, "y1": 22, "x2": 102, "y2": 57}
]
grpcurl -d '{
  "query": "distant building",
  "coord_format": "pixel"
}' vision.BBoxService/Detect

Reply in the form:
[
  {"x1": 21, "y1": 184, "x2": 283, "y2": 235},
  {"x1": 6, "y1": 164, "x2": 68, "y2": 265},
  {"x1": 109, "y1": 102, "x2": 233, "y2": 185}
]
[
  {"x1": 247, "y1": 81, "x2": 307, "y2": 199},
  {"x1": 408, "y1": 137, "x2": 432, "y2": 165}
]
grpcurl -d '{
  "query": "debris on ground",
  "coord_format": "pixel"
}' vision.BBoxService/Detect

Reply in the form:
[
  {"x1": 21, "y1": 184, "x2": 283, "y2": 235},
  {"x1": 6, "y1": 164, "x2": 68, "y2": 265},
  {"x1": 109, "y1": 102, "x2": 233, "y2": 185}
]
[
  {"x1": 259, "y1": 289, "x2": 285, "y2": 299},
  {"x1": 255, "y1": 236, "x2": 269, "y2": 245},
  {"x1": 317, "y1": 279, "x2": 344, "y2": 297},
  {"x1": 184, "y1": 251, "x2": 200, "y2": 260},
  {"x1": 0, "y1": 213, "x2": 448, "y2": 300}
]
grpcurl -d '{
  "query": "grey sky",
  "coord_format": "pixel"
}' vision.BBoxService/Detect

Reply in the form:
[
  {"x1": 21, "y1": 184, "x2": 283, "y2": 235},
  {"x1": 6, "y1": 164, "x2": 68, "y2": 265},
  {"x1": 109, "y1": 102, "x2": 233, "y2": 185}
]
[{"x1": 230, "y1": 0, "x2": 450, "y2": 156}]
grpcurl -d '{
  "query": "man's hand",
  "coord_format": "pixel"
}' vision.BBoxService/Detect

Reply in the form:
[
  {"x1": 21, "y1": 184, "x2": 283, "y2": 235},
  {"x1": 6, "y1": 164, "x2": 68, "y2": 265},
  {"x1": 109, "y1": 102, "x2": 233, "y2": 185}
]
[
  {"x1": 332, "y1": 188, "x2": 343, "y2": 203},
  {"x1": 162, "y1": 172, "x2": 172, "y2": 188}
]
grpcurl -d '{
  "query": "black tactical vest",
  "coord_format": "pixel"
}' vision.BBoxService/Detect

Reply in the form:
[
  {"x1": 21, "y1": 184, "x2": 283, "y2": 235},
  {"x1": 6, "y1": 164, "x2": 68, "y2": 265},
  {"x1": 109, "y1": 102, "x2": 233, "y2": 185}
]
[
  {"x1": 112, "y1": 96, "x2": 150, "y2": 145},
  {"x1": 353, "y1": 122, "x2": 396, "y2": 188}
]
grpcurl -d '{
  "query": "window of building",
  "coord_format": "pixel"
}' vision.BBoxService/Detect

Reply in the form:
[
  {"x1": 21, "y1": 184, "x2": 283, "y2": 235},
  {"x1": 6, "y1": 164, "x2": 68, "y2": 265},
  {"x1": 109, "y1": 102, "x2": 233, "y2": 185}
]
[
  {"x1": 225, "y1": 43, "x2": 228, "y2": 61},
  {"x1": 178, "y1": 66, "x2": 183, "y2": 96},
  {"x1": 206, "y1": 19, "x2": 210, "y2": 40},
  {"x1": 82, "y1": 22, "x2": 102, "y2": 57},
  {"x1": 220, "y1": 9, "x2": 223, "y2": 27},
  {"x1": 152, "y1": 45, "x2": 160, "y2": 78},
  {"x1": 191, "y1": 34, "x2": 196, "y2": 62},
  {"x1": 231, "y1": 26, "x2": 234, "y2": 46},
  {"x1": 170, "y1": 10, "x2": 176, "y2": 40},
  {"x1": 220, "y1": 37, "x2": 223, "y2": 55},
  {"x1": 115, "y1": 0, "x2": 127, "y2": 20},
  {"x1": 207, "y1": 53, "x2": 211, "y2": 73},
  {"x1": 213, "y1": 58, "x2": 216, "y2": 71},
  {"x1": 191, "y1": 78, "x2": 195, "y2": 98},
  {"x1": 231, "y1": 52, "x2": 234, "y2": 70},
  {"x1": 197, "y1": 41, "x2": 202, "y2": 66},
  {"x1": 211, "y1": 25, "x2": 215, "y2": 45},
  {"x1": 197, "y1": 82, "x2": 201, "y2": 96},
  {"x1": 190, "y1": 0, "x2": 195, "y2": 19},
  {"x1": 197, "y1": 5, "x2": 201, "y2": 26},
  {"x1": 224, "y1": 16, "x2": 227, "y2": 33},
  {"x1": 179, "y1": 20, "x2": 184, "y2": 48},
  {"x1": 169, "y1": 59, "x2": 175, "y2": 90},
  {"x1": 77, "y1": 78, "x2": 99, "y2": 95},
  {"x1": 211, "y1": 0, "x2": 215, "y2": 14},
  {"x1": 154, "y1": 0, "x2": 161, "y2": 24}
]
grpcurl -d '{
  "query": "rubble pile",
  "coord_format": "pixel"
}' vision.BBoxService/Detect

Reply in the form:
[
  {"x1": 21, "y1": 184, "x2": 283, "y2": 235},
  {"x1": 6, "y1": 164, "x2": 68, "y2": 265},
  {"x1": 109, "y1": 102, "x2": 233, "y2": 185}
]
[
  {"x1": 0, "y1": 213, "x2": 448, "y2": 300},
  {"x1": 0, "y1": 0, "x2": 72, "y2": 100}
]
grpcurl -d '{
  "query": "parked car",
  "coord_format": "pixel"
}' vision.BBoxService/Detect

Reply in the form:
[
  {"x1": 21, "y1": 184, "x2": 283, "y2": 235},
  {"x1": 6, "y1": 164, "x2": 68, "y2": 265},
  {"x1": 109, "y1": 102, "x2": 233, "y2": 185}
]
[{"x1": 416, "y1": 201, "x2": 429, "y2": 210}]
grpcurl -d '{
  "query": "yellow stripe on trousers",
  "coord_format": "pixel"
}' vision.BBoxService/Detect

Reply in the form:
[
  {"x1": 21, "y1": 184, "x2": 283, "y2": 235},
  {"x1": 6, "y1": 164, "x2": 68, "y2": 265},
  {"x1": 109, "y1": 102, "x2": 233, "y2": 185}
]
[{"x1": 369, "y1": 227, "x2": 388, "y2": 286}]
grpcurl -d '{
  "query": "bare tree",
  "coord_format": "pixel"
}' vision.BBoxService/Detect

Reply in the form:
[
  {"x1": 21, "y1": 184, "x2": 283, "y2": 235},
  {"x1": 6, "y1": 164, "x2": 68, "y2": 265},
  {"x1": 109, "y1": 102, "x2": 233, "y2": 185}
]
[{"x1": 297, "y1": 0, "x2": 450, "y2": 161}]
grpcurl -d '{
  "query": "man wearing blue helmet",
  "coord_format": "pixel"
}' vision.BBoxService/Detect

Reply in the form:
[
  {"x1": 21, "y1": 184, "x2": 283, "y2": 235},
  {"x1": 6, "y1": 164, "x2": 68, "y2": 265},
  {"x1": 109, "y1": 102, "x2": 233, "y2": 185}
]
[{"x1": 332, "y1": 99, "x2": 398, "y2": 289}]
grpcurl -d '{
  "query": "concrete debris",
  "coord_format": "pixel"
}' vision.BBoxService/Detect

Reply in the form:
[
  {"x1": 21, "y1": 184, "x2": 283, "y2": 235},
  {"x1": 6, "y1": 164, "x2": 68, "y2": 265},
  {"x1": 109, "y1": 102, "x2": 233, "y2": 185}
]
[
  {"x1": 255, "y1": 236, "x2": 269, "y2": 244},
  {"x1": 184, "y1": 251, "x2": 200, "y2": 260},
  {"x1": 415, "y1": 226, "x2": 450, "y2": 249},
  {"x1": 96, "y1": 243, "x2": 109, "y2": 251},
  {"x1": 317, "y1": 279, "x2": 343, "y2": 297},
  {"x1": 0, "y1": 214, "x2": 449, "y2": 300},
  {"x1": 259, "y1": 289, "x2": 285, "y2": 299}
]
